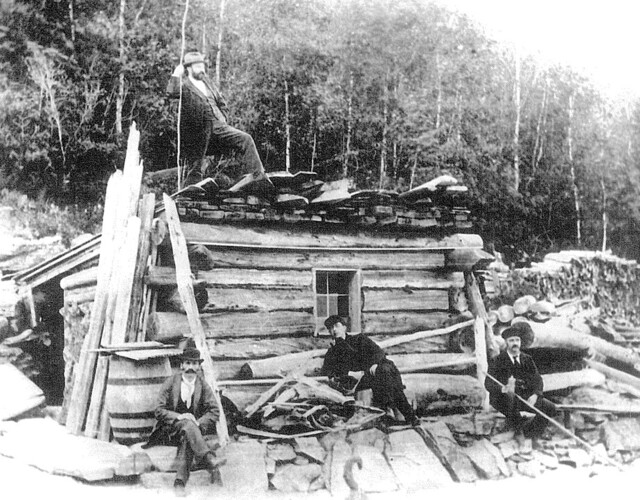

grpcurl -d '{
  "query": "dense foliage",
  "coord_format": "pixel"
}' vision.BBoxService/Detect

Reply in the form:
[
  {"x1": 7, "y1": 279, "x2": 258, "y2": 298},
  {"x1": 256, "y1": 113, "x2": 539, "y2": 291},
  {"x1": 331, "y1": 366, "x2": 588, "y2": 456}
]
[{"x1": 2, "y1": 0, "x2": 639, "y2": 261}]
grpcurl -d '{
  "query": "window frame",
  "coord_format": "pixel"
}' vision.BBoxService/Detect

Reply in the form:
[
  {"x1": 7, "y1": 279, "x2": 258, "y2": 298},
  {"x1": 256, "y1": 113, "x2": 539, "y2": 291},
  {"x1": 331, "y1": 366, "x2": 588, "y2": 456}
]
[{"x1": 312, "y1": 268, "x2": 362, "y2": 336}]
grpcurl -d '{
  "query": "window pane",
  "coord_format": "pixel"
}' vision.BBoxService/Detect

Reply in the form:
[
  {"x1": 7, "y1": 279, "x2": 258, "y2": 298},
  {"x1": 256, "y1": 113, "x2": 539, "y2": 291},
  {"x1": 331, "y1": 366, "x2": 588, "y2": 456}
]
[
  {"x1": 328, "y1": 273, "x2": 350, "y2": 294},
  {"x1": 328, "y1": 295, "x2": 338, "y2": 315},
  {"x1": 316, "y1": 272, "x2": 328, "y2": 293},
  {"x1": 337, "y1": 295, "x2": 350, "y2": 316},
  {"x1": 316, "y1": 297, "x2": 327, "y2": 317}
]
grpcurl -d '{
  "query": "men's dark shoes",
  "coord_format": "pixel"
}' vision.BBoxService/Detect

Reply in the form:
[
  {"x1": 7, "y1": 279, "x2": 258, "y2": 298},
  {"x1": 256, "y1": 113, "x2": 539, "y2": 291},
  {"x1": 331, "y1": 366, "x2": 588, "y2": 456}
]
[{"x1": 174, "y1": 479, "x2": 187, "y2": 497}]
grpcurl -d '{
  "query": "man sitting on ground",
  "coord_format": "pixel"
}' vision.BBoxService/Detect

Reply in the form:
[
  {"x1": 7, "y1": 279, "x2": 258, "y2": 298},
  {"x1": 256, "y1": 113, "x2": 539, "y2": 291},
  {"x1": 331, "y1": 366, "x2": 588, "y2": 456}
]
[
  {"x1": 485, "y1": 322, "x2": 557, "y2": 443},
  {"x1": 145, "y1": 341, "x2": 224, "y2": 496},
  {"x1": 321, "y1": 315, "x2": 419, "y2": 426}
]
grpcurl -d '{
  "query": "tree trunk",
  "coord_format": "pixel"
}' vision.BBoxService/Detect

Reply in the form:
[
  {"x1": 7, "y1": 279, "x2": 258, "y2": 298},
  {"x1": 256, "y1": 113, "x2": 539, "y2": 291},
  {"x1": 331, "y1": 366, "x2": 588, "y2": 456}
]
[
  {"x1": 379, "y1": 74, "x2": 389, "y2": 189},
  {"x1": 532, "y1": 75, "x2": 548, "y2": 175},
  {"x1": 513, "y1": 49, "x2": 521, "y2": 192},
  {"x1": 568, "y1": 92, "x2": 581, "y2": 245},
  {"x1": 68, "y1": 0, "x2": 76, "y2": 48},
  {"x1": 435, "y1": 53, "x2": 442, "y2": 131},
  {"x1": 343, "y1": 71, "x2": 354, "y2": 178},
  {"x1": 284, "y1": 77, "x2": 291, "y2": 172},
  {"x1": 115, "y1": 0, "x2": 126, "y2": 137},
  {"x1": 215, "y1": 0, "x2": 226, "y2": 87}
]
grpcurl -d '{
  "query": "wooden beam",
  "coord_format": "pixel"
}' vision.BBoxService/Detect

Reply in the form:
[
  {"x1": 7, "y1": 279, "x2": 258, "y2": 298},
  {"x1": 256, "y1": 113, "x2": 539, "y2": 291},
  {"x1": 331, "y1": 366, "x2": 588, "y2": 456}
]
[
  {"x1": 464, "y1": 271, "x2": 500, "y2": 358},
  {"x1": 180, "y1": 221, "x2": 484, "y2": 250},
  {"x1": 163, "y1": 193, "x2": 229, "y2": 444}
]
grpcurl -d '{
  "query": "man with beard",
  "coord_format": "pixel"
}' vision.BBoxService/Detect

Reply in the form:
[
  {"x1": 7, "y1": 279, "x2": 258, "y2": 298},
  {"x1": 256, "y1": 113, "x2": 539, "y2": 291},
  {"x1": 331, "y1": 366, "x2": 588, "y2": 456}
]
[
  {"x1": 145, "y1": 341, "x2": 224, "y2": 497},
  {"x1": 485, "y1": 322, "x2": 557, "y2": 443},
  {"x1": 321, "y1": 315, "x2": 419, "y2": 427},
  {"x1": 166, "y1": 51, "x2": 273, "y2": 193}
]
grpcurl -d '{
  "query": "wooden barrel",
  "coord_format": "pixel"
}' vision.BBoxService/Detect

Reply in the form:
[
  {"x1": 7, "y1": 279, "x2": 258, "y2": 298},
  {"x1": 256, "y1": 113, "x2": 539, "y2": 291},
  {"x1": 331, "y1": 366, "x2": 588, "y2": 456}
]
[{"x1": 106, "y1": 354, "x2": 171, "y2": 445}]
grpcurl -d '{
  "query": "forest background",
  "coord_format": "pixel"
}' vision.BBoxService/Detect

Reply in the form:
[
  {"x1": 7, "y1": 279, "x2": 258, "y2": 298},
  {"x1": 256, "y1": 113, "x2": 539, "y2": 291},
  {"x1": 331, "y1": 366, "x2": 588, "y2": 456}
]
[{"x1": 1, "y1": 0, "x2": 639, "y2": 263}]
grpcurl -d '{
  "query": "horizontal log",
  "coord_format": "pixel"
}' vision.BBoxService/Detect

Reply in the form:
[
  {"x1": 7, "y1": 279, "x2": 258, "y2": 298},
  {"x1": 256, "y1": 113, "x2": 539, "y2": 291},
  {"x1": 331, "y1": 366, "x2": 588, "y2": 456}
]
[
  {"x1": 149, "y1": 310, "x2": 453, "y2": 341},
  {"x1": 542, "y1": 369, "x2": 606, "y2": 392},
  {"x1": 363, "y1": 289, "x2": 450, "y2": 312},
  {"x1": 191, "y1": 246, "x2": 446, "y2": 271},
  {"x1": 64, "y1": 286, "x2": 97, "y2": 305},
  {"x1": 529, "y1": 319, "x2": 640, "y2": 369},
  {"x1": 241, "y1": 352, "x2": 475, "y2": 379},
  {"x1": 148, "y1": 311, "x2": 316, "y2": 340},
  {"x1": 60, "y1": 266, "x2": 98, "y2": 290},
  {"x1": 362, "y1": 311, "x2": 452, "y2": 335},
  {"x1": 444, "y1": 248, "x2": 495, "y2": 271},
  {"x1": 203, "y1": 288, "x2": 315, "y2": 313},
  {"x1": 148, "y1": 266, "x2": 312, "y2": 289},
  {"x1": 585, "y1": 359, "x2": 640, "y2": 391},
  {"x1": 179, "y1": 222, "x2": 484, "y2": 250},
  {"x1": 149, "y1": 266, "x2": 465, "y2": 292}
]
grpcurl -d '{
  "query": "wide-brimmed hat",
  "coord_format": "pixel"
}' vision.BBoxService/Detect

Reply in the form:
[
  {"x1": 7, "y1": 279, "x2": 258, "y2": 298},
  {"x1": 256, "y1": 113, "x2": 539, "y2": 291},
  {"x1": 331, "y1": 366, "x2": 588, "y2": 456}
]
[
  {"x1": 180, "y1": 346, "x2": 203, "y2": 362},
  {"x1": 183, "y1": 51, "x2": 206, "y2": 67},
  {"x1": 501, "y1": 321, "x2": 535, "y2": 348},
  {"x1": 324, "y1": 315, "x2": 346, "y2": 331}
]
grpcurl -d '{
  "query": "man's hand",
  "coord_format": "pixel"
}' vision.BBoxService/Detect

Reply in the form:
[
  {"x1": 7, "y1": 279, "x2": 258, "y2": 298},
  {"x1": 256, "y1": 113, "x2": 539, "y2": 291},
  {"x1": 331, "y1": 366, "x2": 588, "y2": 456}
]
[
  {"x1": 369, "y1": 364, "x2": 378, "y2": 376},
  {"x1": 527, "y1": 394, "x2": 538, "y2": 407},
  {"x1": 172, "y1": 64, "x2": 185, "y2": 78},
  {"x1": 177, "y1": 413, "x2": 196, "y2": 422},
  {"x1": 502, "y1": 376, "x2": 516, "y2": 395},
  {"x1": 347, "y1": 370, "x2": 364, "y2": 380}
]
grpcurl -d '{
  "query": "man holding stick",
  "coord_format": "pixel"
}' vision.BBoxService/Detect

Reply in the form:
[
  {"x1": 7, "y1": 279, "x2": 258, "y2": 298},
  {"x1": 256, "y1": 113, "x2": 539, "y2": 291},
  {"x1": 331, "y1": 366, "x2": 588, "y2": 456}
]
[
  {"x1": 321, "y1": 315, "x2": 419, "y2": 426},
  {"x1": 485, "y1": 322, "x2": 557, "y2": 443}
]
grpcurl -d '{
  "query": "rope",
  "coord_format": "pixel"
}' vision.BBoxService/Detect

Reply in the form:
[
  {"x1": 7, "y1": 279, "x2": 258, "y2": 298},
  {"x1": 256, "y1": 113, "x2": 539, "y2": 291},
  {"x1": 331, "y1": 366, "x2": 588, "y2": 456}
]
[
  {"x1": 176, "y1": 0, "x2": 190, "y2": 190},
  {"x1": 484, "y1": 371, "x2": 622, "y2": 471}
]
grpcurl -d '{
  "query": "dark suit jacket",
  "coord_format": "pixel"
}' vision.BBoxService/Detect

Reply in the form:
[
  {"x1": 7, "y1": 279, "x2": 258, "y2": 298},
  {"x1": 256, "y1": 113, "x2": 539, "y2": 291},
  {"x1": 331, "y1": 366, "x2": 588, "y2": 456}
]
[
  {"x1": 485, "y1": 350, "x2": 543, "y2": 406},
  {"x1": 146, "y1": 373, "x2": 219, "y2": 446},
  {"x1": 166, "y1": 75, "x2": 229, "y2": 126}
]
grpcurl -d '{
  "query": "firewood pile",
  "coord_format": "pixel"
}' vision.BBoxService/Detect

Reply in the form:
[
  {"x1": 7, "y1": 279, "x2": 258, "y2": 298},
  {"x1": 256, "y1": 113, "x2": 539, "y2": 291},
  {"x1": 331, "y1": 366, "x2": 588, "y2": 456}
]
[
  {"x1": 483, "y1": 250, "x2": 640, "y2": 325},
  {"x1": 176, "y1": 173, "x2": 472, "y2": 232}
]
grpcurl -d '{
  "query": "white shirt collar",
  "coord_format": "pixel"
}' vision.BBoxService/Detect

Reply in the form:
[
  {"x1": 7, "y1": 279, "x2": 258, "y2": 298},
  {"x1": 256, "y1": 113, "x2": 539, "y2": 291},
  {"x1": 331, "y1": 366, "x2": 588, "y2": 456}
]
[
  {"x1": 508, "y1": 352, "x2": 520, "y2": 364},
  {"x1": 180, "y1": 375, "x2": 196, "y2": 408}
]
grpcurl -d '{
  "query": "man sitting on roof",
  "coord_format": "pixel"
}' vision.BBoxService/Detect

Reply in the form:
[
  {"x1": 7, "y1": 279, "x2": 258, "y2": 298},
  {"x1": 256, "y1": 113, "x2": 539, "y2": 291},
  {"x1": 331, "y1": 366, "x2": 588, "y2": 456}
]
[
  {"x1": 167, "y1": 51, "x2": 274, "y2": 195},
  {"x1": 321, "y1": 315, "x2": 419, "y2": 427}
]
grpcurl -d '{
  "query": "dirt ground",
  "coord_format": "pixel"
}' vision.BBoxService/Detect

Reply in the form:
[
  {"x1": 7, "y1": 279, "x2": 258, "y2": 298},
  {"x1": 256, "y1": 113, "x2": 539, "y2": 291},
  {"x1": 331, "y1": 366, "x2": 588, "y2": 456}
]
[{"x1": 2, "y1": 451, "x2": 639, "y2": 500}]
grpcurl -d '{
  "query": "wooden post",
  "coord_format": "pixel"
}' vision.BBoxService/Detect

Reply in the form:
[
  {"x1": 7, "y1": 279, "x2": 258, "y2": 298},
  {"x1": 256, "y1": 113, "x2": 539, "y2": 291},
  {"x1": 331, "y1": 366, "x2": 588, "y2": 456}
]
[
  {"x1": 464, "y1": 271, "x2": 500, "y2": 358},
  {"x1": 128, "y1": 193, "x2": 155, "y2": 342},
  {"x1": 473, "y1": 316, "x2": 490, "y2": 410},
  {"x1": 163, "y1": 194, "x2": 229, "y2": 444}
]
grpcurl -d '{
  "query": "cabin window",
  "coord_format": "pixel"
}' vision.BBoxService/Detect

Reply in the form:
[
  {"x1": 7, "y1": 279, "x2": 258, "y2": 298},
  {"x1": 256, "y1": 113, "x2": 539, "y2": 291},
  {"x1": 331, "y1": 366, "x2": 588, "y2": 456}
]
[{"x1": 313, "y1": 269, "x2": 361, "y2": 336}]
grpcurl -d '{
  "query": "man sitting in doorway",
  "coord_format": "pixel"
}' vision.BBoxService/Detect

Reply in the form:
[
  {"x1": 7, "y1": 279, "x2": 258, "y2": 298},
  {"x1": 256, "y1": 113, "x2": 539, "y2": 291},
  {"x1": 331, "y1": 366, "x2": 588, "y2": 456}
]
[
  {"x1": 145, "y1": 341, "x2": 224, "y2": 496},
  {"x1": 485, "y1": 322, "x2": 557, "y2": 443},
  {"x1": 321, "y1": 315, "x2": 419, "y2": 426}
]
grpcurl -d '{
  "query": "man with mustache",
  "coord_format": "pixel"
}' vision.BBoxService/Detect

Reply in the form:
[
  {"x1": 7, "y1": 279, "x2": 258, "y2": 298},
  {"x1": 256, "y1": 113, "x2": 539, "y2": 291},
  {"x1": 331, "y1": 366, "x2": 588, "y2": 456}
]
[
  {"x1": 485, "y1": 322, "x2": 557, "y2": 444},
  {"x1": 146, "y1": 341, "x2": 223, "y2": 496},
  {"x1": 166, "y1": 51, "x2": 273, "y2": 194}
]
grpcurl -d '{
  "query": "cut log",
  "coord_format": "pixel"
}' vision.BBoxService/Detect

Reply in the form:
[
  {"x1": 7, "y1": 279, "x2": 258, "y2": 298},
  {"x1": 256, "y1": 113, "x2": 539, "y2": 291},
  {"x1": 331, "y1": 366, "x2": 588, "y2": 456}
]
[
  {"x1": 585, "y1": 359, "x2": 640, "y2": 391},
  {"x1": 444, "y1": 248, "x2": 494, "y2": 271},
  {"x1": 529, "y1": 319, "x2": 640, "y2": 369},
  {"x1": 59, "y1": 267, "x2": 98, "y2": 291},
  {"x1": 542, "y1": 369, "x2": 606, "y2": 392},
  {"x1": 362, "y1": 289, "x2": 450, "y2": 312}
]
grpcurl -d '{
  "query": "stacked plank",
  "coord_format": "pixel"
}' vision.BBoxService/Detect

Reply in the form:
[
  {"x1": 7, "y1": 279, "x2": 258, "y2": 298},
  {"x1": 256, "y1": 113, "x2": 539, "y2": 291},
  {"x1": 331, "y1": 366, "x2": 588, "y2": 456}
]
[
  {"x1": 484, "y1": 250, "x2": 640, "y2": 325},
  {"x1": 65, "y1": 123, "x2": 156, "y2": 439},
  {"x1": 176, "y1": 174, "x2": 472, "y2": 232}
]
